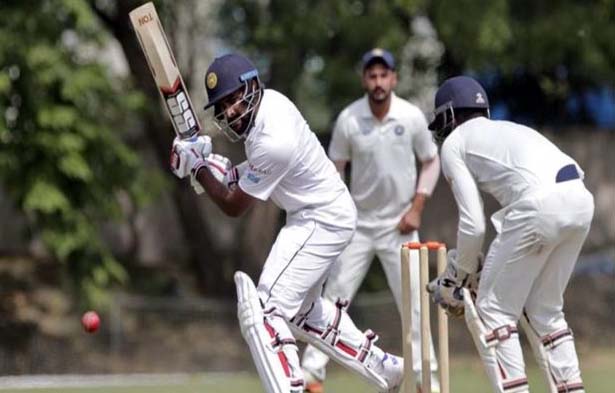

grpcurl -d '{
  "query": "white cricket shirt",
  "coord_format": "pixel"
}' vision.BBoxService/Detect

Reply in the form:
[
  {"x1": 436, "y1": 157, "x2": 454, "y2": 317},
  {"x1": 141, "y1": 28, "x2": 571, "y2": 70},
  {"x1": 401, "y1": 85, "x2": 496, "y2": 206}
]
[
  {"x1": 441, "y1": 116, "x2": 583, "y2": 273},
  {"x1": 328, "y1": 93, "x2": 437, "y2": 229},
  {"x1": 239, "y1": 89, "x2": 355, "y2": 228}
]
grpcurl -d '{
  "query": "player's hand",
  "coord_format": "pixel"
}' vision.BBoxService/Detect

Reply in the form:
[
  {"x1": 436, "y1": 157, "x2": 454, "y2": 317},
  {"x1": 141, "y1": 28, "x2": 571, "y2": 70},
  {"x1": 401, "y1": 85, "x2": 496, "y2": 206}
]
[
  {"x1": 426, "y1": 249, "x2": 481, "y2": 318},
  {"x1": 225, "y1": 161, "x2": 248, "y2": 189},
  {"x1": 170, "y1": 135, "x2": 213, "y2": 179},
  {"x1": 427, "y1": 280, "x2": 465, "y2": 318},
  {"x1": 426, "y1": 268, "x2": 465, "y2": 318},
  {"x1": 397, "y1": 208, "x2": 421, "y2": 234},
  {"x1": 204, "y1": 154, "x2": 232, "y2": 183}
]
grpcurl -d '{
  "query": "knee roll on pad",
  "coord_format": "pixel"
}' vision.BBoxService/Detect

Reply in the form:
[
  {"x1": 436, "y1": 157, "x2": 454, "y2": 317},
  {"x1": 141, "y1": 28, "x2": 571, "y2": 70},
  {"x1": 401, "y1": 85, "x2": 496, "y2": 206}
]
[{"x1": 235, "y1": 271, "x2": 304, "y2": 393}]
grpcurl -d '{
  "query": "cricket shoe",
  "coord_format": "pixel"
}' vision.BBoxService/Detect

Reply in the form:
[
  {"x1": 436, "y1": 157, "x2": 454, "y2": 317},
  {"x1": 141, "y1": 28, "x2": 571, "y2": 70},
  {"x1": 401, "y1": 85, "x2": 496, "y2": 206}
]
[{"x1": 378, "y1": 353, "x2": 404, "y2": 393}]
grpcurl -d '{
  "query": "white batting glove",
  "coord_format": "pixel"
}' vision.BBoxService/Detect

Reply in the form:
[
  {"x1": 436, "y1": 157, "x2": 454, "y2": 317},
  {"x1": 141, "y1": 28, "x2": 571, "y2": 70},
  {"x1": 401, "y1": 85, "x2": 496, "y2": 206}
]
[
  {"x1": 225, "y1": 161, "x2": 248, "y2": 188},
  {"x1": 187, "y1": 153, "x2": 232, "y2": 195},
  {"x1": 170, "y1": 135, "x2": 212, "y2": 179},
  {"x1": 204, "y1": 154, "x2": 232, "y2": 183}
]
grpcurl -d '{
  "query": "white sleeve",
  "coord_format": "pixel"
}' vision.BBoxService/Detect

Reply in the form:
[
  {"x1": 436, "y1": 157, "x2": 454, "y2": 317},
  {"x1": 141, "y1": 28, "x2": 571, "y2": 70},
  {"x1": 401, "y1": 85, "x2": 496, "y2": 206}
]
[
  {"x1": 238, "y1": 141, "x2": 292, "y2": 201},
  {"x1": 328, "y1": 113, "x2": 351, "y2": 161},
  {"x1": 441, "y1": 141, "x2": 485, "y2": 274},
  {"x1": 411, "y1": 112, "x2": 438, "y2": 161}
]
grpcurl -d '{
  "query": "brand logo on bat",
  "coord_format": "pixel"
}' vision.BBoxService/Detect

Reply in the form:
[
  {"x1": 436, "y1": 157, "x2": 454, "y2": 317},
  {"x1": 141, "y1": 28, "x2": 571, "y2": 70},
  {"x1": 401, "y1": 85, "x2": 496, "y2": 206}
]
[{"x1": 137, "y1": 13, "x2": 154, "y2": 26}]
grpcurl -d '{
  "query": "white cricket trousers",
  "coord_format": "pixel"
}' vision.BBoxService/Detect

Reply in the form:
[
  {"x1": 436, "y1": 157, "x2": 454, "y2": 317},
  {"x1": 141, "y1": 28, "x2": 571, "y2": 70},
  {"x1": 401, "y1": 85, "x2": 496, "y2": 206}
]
[
  {"x1": 476, "y1": 179, "x2": 594, "y2": 388},
  {"x1": 257, "y1": 216, "x2": 355, "y2": 320},
  {"x1": 302, "y1": 225, "x2": 438, "y2": 381}
]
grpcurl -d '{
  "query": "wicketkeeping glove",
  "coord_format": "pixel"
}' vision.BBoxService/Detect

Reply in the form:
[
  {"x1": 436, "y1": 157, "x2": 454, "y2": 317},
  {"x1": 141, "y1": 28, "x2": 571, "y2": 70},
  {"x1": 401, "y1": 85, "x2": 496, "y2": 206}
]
[{"x1": 426, "y1": 249, "x2": 482, "y2": 318}]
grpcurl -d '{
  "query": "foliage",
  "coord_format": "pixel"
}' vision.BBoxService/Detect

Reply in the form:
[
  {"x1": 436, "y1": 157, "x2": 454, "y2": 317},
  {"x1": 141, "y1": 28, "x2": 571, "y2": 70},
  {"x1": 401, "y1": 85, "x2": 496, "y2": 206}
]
[
  {"x1": 430, "y1": 0, "x2": 615, "y2": 126},
  {"x1": 0, "y1": 0, "x2": 150, "y2": 307},
  {"x1": 218, "y1": 0, "x2": 421, "y2": 131},
  {"x1": 218, "y1": 0, "x2": 614, "y2": 129}
]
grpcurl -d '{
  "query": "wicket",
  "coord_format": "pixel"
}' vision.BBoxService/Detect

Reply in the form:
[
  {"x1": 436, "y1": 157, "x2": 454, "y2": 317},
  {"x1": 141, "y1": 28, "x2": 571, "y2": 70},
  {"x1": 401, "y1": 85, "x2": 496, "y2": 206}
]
[{"x1": 400, "y1": 241, "x2": 449, "y2": 393}]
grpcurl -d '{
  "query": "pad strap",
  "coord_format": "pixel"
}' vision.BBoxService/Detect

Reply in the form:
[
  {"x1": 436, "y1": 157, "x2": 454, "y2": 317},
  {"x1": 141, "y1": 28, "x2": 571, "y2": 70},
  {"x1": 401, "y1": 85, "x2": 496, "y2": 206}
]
[
  {"x1": 541, "y1": 328, "x2": 574, "y2": 349},
  {"x1": 483, "y1": 324, "x2": 519, "y2": 348},
  {"x1": 502, "y1": 376, "x2": 529, "y2": 392},
  {"x1": 556, "y1": 379, "x2": 584, "y2": 393}
]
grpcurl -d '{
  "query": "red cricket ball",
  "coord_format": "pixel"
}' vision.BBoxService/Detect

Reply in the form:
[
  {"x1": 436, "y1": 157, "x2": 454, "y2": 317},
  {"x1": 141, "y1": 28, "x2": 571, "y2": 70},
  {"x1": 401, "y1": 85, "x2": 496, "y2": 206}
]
[{"x1": 81, "y1": 311, "x2": 100, "y2": 333}]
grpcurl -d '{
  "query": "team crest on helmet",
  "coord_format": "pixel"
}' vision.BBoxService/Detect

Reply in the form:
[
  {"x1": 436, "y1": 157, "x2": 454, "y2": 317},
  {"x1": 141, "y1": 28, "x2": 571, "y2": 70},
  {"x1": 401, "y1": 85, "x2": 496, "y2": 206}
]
[
  {"x1": 206, "y1": 72, "x2": 218, "y2": 90},
  {"x1": 475, "y1": 92, "x2": 485, "y2": 104}
]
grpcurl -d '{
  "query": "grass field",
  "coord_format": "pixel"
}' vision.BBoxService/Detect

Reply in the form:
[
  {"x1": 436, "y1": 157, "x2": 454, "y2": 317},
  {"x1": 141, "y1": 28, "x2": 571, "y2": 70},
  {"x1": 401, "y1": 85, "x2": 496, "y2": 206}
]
[{"x1": 1, "y1": 350, "x2": 612, "y2": 393}]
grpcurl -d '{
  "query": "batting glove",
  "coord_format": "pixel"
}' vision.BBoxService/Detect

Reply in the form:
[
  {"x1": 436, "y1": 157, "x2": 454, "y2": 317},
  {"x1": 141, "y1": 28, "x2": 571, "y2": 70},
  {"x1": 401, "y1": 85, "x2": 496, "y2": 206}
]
[
  {"x1": 225, "y1": 161, "x2": 248, "y2": 189},
  {"x1": 204, "y1": 154, "x2": 232, "y2": 183},
  {"x1": 170, "y1": 135, "x2": 212, "y2": 179}
]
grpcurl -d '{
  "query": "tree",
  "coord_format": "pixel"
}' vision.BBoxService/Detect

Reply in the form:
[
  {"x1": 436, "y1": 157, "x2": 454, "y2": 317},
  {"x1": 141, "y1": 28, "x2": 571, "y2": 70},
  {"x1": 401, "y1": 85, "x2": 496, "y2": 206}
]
[
  {"x1": 218, "y1": 0, "x2": 424, "y2": 131},
  {"x1": 0, "y1": 0, "x2": 150, "y2": 306},
  {"x1": 429, "y1": 0, "x2": 615, "y2": 127}
]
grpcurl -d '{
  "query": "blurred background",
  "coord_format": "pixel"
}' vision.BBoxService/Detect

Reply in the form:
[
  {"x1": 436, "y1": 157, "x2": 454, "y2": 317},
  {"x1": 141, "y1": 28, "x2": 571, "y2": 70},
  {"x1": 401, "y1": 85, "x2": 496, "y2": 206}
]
[{"x1": 0, "y1": 0, "x2": 613, "y2": 391}]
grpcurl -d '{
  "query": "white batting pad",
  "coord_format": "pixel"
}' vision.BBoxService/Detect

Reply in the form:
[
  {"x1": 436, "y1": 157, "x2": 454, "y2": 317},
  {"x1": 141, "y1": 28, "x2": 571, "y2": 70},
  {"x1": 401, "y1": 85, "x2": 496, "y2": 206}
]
[
  {"x1": 290, "y1": 298, "x2": 402, "y2": 392},
  {"x1": 235, "y1": 271, "x2": 304, "y2": 393},
  {"x1": 463, "y1": 289, "x2": 529, "y2": 393},
  {"x1": 519, "y1": 315, "x2": 557, "y2": 393}
]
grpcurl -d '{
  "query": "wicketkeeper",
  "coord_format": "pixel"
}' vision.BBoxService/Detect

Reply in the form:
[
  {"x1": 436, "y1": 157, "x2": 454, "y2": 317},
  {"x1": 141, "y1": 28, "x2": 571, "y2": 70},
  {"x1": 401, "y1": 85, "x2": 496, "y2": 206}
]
[{"x1": 426, "y1": 76, "x2": 593, "y2": 393}]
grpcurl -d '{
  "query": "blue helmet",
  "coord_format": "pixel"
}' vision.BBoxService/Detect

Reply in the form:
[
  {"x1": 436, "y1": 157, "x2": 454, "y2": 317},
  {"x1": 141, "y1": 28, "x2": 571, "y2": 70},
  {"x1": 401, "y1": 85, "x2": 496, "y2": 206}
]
[
  {"x1": 428, "y1": 76, "x2": 490, "y2": 143},
  {"x1": 203, "y1": 53, "x2": 262, "y2": 142},
  {"x1": 361, "y1": 48, "x2": 395, "y2": 71}
]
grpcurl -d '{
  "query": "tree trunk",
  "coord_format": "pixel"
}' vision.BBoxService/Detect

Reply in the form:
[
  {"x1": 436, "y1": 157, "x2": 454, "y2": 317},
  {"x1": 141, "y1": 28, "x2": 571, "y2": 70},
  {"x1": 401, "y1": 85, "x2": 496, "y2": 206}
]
[{"x1": 93, "y1": 0, "x2": 231, "y2": 295}]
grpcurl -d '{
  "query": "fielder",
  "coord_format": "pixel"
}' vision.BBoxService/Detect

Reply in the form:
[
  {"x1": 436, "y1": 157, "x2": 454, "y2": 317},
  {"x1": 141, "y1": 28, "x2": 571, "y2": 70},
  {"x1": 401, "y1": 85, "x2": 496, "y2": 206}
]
[
  {"x1": 169, "y1": 53, "x2": 404, "y2": 393},
  {"x1": 301, "y1": 48, "x2": 441, "y2": 393},
  {"x1": 426, "y1": 76, "x2": 593, "y2": 393}
]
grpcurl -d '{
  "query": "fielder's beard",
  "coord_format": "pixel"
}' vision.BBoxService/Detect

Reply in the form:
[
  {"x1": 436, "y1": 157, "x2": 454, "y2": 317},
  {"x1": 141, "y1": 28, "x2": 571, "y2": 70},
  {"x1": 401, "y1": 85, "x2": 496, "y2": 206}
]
[{"x1": 369, "y1": 88, "x2": 390, "y2": 103}]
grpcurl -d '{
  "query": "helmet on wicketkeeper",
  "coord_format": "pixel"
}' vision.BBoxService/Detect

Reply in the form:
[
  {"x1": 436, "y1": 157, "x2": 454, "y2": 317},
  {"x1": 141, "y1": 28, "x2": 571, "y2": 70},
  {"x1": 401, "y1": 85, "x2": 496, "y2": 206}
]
[
  {"x1": 203, "y1": 53, "x2": 263, "y2": 142},
  {"x1": 428, "y1": 76, "x2": 490, "y2": 144}
]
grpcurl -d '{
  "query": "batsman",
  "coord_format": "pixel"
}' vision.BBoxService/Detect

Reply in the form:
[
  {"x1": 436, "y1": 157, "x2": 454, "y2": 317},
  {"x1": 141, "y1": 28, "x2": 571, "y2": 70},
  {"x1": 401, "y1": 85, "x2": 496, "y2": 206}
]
[
  {"x1": 169, "y1": 53, "x2": 404, "y2": 393},
  {"x1": 426, "y1": 76, "x2": 593, "y2": 393}
]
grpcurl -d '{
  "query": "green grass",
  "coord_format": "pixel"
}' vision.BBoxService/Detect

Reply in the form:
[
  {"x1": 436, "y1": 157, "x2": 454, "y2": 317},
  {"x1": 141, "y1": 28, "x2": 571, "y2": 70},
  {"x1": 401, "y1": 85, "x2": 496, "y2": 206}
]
[{"x1": 2, "y1": 350, "x2": 612, "y2": 393}]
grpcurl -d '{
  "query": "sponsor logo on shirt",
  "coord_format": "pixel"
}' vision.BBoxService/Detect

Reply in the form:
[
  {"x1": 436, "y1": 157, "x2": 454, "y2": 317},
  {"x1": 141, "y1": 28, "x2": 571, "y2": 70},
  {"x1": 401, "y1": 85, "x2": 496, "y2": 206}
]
[
  {"x1": 249, "y1": 163, "x2": 271, "y2": 175},
  {"x1": 394, "y1": 125, "x2": 405, "y2": 135},
  {"x1": 247, "y1": 172, "x2": 261, "y2": 184}
]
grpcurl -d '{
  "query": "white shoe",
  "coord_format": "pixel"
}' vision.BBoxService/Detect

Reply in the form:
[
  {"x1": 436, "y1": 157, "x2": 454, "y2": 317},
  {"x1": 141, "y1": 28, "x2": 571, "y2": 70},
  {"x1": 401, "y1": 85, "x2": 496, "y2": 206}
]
[{"x1": 379, "y1": 353, "x2": 404, "y2": 392}]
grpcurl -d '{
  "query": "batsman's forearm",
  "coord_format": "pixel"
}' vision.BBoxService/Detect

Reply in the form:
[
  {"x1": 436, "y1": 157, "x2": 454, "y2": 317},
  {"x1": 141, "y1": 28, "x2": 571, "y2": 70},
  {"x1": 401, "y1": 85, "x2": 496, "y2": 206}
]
[{"x1": 195, "y1": 167, "x2": 240, "y2": 216}]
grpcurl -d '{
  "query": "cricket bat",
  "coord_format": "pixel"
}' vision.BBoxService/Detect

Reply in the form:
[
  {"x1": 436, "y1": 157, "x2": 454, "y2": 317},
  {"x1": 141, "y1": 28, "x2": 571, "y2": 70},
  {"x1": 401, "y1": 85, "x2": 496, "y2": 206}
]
[{"x1": 129, "y1": 2, "x2": 201, "y2": 139}]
